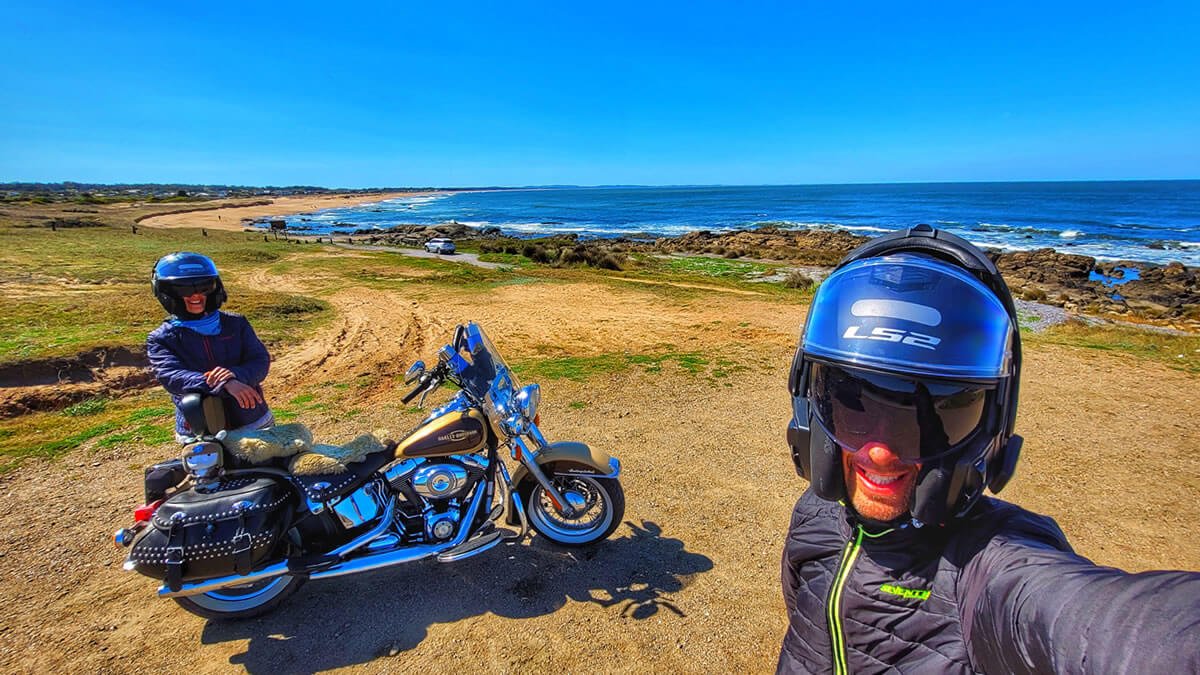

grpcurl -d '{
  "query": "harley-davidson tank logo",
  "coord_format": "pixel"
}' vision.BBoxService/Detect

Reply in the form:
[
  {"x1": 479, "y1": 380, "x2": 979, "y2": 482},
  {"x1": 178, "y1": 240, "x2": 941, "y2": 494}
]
[{"x1": 437, "y1": 430, "x2": 476, "y2": 443}]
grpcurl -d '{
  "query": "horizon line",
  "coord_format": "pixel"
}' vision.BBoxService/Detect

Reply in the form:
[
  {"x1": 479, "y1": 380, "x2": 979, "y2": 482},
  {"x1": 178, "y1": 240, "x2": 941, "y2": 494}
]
[{"x1": 4, "y1": 176, "x2": 1200, "y2": 191}]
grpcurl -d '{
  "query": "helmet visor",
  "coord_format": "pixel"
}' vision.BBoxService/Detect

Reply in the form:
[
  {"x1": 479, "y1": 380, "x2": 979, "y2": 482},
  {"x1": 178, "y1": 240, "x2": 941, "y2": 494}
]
[
  {"x1": 809, "y1": 362, "x2": 991, "y2": 463},
  {"x1": 163, "y1": 277, "x2": 218, "y2": 298}
]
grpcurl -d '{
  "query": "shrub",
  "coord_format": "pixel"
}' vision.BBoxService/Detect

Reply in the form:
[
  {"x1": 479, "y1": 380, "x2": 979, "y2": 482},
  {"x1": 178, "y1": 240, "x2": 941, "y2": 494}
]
[
  {"x1": 597, "y1": 254, "x2": 624, "y2": 271},
  {"x1": 1022, "y1": 287, "x2": 1048, "y2": 302},
  {"x1": 783, "y1": 270, "x2": 815, "y2": 290}
]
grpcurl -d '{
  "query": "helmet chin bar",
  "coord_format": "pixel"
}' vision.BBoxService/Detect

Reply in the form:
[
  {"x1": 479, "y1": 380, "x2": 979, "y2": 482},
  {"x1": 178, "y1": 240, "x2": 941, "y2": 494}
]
[{"x1": 788, "y1": 365, "x2": 1022, "y2": 528}]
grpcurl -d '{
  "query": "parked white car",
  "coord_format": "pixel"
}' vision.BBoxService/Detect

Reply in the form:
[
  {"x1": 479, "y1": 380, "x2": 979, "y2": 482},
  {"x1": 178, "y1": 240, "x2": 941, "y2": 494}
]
[{"x1": 424, "y1": 238, "x2": 456, "y2": 254}]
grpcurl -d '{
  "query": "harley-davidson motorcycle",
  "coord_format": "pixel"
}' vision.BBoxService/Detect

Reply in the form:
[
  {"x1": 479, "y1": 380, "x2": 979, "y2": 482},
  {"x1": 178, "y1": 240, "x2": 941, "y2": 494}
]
[{"x1": 115, "y1": 322, "x2": 625, "y2": 620}]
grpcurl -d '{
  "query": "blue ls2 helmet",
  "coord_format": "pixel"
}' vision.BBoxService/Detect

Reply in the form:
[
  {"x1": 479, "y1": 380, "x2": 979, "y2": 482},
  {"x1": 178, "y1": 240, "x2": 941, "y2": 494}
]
[
  {"x1": 151, "y1": 252, "x2": 227, "y2": 318},
  {"x1": 787, "y1": 225, "x2": 1022, "y2": 526}
]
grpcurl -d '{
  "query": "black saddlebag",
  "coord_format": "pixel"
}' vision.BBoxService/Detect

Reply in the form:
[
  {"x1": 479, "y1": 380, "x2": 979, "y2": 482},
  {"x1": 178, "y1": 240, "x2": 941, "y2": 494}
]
[{"x1": 129, "y1": 477, "x2": 290, "y2": 591}]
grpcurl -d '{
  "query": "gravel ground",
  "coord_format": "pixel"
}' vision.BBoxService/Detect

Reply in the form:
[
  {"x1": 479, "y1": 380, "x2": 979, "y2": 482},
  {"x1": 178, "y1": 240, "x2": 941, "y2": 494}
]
[{"x1": 1014, "y1": 299, "x2": 1072, "y2": 332}]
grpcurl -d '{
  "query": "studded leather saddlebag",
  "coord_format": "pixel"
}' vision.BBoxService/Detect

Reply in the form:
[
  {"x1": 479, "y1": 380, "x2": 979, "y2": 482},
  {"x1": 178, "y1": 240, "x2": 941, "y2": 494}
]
[{"x1": 129, "y1": 477, "x2": 290, "y2": 591}]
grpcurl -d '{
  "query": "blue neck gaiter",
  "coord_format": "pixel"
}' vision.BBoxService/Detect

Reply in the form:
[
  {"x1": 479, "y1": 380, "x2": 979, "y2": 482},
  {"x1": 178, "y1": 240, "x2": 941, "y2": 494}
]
[{"x1": 170, "y1": 311, "x2": 222, "y2": 336}]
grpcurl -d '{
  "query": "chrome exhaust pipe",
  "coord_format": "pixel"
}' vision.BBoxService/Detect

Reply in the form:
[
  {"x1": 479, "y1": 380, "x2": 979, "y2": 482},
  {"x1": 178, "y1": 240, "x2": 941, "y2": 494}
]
[
  {"x1": 158, "y1": 560, "x2": 291, "y2": 598},
  {"x1": 158, "y1": 482, "x2": 490, "y2": 597}
]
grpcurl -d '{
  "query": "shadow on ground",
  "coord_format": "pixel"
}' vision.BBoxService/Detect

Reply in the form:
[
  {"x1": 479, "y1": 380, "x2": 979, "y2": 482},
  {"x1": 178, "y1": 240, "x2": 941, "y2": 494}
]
[{"x1": 201, "y1": 520, "x2": 712, "y2": 673}]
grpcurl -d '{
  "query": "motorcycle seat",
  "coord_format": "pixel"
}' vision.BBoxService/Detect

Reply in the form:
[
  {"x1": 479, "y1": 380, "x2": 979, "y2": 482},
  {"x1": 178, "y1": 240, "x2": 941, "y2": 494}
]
[{"x1": 293, "y1": 443, "x2": 396, "y2": 504}]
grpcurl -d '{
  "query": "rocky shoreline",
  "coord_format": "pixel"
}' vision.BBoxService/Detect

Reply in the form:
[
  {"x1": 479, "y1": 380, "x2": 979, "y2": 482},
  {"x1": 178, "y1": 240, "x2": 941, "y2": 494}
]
[{"x1": 283, "y1": 221, "x2": 1199, "y2": 329}]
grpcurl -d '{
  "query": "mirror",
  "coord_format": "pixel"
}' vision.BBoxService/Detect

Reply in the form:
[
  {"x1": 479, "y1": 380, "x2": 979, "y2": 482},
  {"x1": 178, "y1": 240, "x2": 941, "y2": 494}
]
[{"x1": 405, "y1": 360, "x2": 426, "y2": 384}]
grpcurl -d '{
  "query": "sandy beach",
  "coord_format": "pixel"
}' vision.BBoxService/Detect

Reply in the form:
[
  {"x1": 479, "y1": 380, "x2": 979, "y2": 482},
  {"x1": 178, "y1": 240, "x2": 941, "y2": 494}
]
[{"x1": 137, "y1": 191, "x2": 438, "y2": 232}]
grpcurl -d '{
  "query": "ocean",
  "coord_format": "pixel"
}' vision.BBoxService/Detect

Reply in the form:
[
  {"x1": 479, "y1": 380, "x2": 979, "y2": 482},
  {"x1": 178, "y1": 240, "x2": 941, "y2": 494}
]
[{"x1": 280, "y1": 181, "x2": 1200, "y2": 266}]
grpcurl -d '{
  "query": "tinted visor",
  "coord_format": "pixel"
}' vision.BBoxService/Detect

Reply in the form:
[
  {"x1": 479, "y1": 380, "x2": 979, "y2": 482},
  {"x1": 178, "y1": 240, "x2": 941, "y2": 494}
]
[
  {"x1": 163, "y1": 277, "x2": 218, "y2": 298},
  {"x1": 809, "y1": 362, "x2": 991, "y2": 463}
]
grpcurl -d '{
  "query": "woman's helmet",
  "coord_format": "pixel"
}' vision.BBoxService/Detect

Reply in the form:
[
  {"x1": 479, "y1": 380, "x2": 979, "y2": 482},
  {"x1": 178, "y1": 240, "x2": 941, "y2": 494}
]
[
  {"x1": 151, "y1": 252, "x2": 227, "y2": 317},
  {"x1": 787, "y1": 225, "x2": 1023, "y2": 526}
]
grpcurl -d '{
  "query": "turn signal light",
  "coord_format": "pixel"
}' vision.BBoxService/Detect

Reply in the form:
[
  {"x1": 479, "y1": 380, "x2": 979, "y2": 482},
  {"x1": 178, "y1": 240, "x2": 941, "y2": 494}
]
[
  {"x1": 534, "y1": 414, "x2": 540, "y2": 426},
  {"x1": 134, "y1": 499, "x2": 163, "y2": 522}
]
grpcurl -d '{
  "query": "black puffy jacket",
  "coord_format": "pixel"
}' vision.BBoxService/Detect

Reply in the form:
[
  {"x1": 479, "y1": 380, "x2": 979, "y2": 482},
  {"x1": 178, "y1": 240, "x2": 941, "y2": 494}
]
[{"x1": 777, "y1": 489, "x2": 1200, "y2": 674}]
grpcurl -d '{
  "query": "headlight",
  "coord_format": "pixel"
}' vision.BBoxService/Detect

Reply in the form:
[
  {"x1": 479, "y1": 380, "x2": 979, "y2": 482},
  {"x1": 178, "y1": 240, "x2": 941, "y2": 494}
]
[{"x1": 514, "y1": 384, "x2": 540, "y2": 421}]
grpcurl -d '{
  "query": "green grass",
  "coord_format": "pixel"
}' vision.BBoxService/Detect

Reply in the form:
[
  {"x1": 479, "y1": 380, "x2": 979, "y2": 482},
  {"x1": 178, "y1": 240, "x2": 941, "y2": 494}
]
[
  {"x1": 95, "y1": 423, "x2": 174, "y2": 448},
  {"x1": 477, "y1": 252, "x2": 530, "y2": 266},
  {"x1": 126, "y1": 406, "x2": 173, "y2": 422},
  {"x1": 62, "y1": 397, "x2": 109, "y2": 417},
  {"x1": 661, "y1": 255, "x2": 774, "y2": 279},
  {"x1": 0, "y1": 210, "x2": 332, "y2": 364},
  {"x1": 0, "y1": 396, "x2": 184, "y2": 471},
  {"x1": 513, "y1": 350, "x2": 713, "y2": 382},
  {"x1": 266, "y1": 250, "x2": 523, "y2": 293},
  {"x1": 1025, "y1": 321, "x2": 1200, "y2": 372},
  {"x1": 568, "y1": 401, "x2": 588, "y2": 410}
]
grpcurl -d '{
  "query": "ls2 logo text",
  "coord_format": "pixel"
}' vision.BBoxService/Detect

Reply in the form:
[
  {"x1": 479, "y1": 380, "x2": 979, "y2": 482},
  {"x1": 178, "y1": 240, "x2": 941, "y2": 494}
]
[{"x1": 843, "y1": 326, "x2": 941, "y2": 350}]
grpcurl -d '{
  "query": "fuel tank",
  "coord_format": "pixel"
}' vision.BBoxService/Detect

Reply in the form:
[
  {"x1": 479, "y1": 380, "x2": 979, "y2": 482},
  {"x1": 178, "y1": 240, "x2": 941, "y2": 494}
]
[{"x1": 395, "y1": 409, "x2": 488, "y2": 458}]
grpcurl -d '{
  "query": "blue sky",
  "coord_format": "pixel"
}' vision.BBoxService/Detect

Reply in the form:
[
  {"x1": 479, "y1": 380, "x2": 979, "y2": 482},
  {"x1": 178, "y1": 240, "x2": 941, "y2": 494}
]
[{"x1": 2, "y1": 1, "x2": 1197, "y2": 187}]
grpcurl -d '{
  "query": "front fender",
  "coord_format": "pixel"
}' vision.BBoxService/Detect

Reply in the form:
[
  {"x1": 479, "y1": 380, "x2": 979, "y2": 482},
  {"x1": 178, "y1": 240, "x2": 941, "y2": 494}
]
[{"x1": 506, "y1": 441, "x2": 620, "y2": 524}]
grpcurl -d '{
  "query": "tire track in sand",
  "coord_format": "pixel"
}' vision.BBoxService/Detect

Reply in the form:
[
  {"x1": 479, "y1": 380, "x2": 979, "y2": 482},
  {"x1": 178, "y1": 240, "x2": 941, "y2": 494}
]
[{"x1": 240, "y1": 262, "x2": 449, "y2": 393}]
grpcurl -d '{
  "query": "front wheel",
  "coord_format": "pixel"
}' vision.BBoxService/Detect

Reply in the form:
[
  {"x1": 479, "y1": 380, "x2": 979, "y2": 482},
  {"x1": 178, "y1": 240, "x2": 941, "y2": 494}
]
[
  {"x1": 526, "y1": 475, "x2": 625, "y2": 546},
  {"x1": 173, "y1": 575, "x2": 304, "y2": 621}
]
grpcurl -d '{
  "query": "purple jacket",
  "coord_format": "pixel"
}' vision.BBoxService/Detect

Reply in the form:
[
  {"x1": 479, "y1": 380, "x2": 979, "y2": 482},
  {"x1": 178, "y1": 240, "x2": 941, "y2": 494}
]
[{"x1": 146, "y1": 311, "x2": 272, "y2": 435}]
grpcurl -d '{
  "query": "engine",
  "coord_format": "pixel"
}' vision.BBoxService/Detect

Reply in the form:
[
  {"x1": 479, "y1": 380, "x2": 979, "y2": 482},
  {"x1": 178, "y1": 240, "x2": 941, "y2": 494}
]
[{"x1": 382, "y1": 455, "x2": 487, "y2": 542}]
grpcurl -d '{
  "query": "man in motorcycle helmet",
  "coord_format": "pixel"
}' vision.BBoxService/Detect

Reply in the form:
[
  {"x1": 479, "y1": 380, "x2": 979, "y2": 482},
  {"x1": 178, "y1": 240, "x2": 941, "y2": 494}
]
[
  {"x1": 147, "y1": 252, "x2": 274, "y2": 440},
  {"x1": 778, "y1": 225, "x2": 1200, "y2": 674}
]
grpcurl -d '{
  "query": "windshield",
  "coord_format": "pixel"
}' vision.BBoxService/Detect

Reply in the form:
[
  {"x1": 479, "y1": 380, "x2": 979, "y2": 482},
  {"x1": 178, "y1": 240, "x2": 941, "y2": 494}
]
[{"x1": 452, "y1": 323, "x2": 519, "y2": 400}]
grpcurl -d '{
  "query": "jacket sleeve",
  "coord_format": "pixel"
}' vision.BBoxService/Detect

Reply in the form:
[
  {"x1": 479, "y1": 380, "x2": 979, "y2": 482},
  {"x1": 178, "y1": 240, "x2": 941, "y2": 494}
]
[
  {"x1": 146, "y1": 333, "x2": 212, "y2": 395},
  {"x1": 228, "y1": 316, "x2": 271, "y2": 386},
  {"x1": 962, "y1": 533, "x2": 1200, "y2": 674}
]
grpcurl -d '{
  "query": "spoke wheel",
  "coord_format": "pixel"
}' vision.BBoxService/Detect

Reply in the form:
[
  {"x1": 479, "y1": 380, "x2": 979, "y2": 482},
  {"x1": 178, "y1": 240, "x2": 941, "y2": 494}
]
[
  {"x1": 174, "y1": 575, "x2": 303, "y2": 621},
  {"x1": 526, "y1": 476, "x2": 624, "y2": 547}
]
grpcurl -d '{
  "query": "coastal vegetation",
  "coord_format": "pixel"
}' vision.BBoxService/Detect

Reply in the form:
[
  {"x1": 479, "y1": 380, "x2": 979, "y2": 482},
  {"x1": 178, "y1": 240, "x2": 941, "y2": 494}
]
[{"x1": 0, "y1": 198, "x2": 1197, "y2": 474}]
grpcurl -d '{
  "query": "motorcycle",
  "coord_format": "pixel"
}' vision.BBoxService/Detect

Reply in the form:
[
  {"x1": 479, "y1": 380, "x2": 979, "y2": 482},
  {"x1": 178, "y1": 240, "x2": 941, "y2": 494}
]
[{"x1": 115, "y1": 322, "x2": 625, "y2": 620}]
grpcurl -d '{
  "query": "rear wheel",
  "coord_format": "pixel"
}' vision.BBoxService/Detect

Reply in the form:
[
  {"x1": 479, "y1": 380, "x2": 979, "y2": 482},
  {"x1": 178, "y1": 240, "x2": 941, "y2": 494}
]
[
  {"x1": 526, "y1": 476, "x2": 624, "y2": 547},
  {"x1": 173, "y1": 575, "x2": 303, "y2": 621}
]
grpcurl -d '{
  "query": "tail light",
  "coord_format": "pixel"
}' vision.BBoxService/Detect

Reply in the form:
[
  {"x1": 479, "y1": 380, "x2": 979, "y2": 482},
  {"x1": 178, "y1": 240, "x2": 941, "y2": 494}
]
[
  {"x1": 534, "y1": 414, "x2": 541, "y2": 426},
  {"x1": 134, "y1": 499, "x2": 163, "y2": 523}
]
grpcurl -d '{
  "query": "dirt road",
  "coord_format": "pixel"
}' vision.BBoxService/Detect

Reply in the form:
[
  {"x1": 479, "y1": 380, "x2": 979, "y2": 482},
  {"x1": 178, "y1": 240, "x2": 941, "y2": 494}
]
[{"x1": 1, "y1": 256, "x2": 1197, "y2": 674}]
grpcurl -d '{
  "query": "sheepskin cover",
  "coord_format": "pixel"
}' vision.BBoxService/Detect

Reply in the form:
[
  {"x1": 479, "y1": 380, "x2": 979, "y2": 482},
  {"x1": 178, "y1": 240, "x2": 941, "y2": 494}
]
[{"x1": 223, "y1": 424, "x2": 391, "y2": 475}]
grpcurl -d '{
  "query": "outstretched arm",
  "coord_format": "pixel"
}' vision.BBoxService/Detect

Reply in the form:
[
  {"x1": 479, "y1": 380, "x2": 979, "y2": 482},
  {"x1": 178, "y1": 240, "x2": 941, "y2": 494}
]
[{"x1": 963, "y1": 537, "x2": 1200, "y2": 674}]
